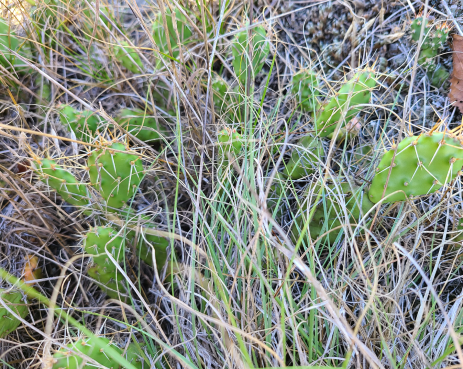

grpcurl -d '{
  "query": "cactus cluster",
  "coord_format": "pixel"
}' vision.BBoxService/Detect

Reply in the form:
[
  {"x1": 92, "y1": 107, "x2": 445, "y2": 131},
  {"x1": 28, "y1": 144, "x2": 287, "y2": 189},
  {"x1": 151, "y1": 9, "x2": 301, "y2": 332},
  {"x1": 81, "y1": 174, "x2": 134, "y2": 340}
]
[
  {"x1": 0, "y1": 289, "x2": 28, "y2": 338},
  {"x1": 116, "y1": 108, "x2": 166, "y2": 143},
  {"x1": 231, "y1": 25, "x2": 270, "y2": 85},
  {"x1": 283, "y1": 134, "x2": 324, "y2": 179},
  {"x1": 410, "y1": 15, "x2": 450, "y2": 87},
  {"x1": 368, "y1": 132, "x2": 463, "y2": 203},
  {"x1": 33, "y1": 142, "x2": 145, "y2": 210}
]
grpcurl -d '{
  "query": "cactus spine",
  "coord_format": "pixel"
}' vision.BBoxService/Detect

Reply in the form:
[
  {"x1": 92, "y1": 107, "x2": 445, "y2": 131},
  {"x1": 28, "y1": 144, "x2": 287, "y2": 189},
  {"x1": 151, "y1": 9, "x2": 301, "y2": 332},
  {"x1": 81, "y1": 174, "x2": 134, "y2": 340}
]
[
  {"x1": 52, "y1": 336, "x2": 123, "y2": 369},
  {"x1": 368, "y1": 132, "x2": 463, "y2": 203},
  {"x1": 33, "y1": 158, "x2": 89, "y2": 207},
  {"x1": 117, "y1": 108, "x2": 166, "y2": 143},
  {"x1": 314, "y1": 70, "x2": 376, "y2": 137},
  {"x1": 0, "y1": 289, "x2": 28, "y2": 338},
  {"x1": 410, "y1": 15, "x2": 450, "y2": 87},
  {"x1": 88, "y1": 142, "x2": 144, "y2": 208},
  {"x1": 292, "y1": 70, "x2": 320, "y2": 112},
  {"x1": 231, "y1": 25, "x2": 270, "y2": 84}
]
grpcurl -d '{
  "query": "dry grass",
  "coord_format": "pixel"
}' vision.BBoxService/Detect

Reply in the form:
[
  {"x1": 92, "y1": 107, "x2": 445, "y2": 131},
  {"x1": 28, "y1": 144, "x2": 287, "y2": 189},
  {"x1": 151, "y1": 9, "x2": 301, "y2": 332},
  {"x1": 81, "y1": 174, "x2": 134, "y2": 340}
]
[{"x1": 1, "y1": 0, "x2": 463, "y2": 368}]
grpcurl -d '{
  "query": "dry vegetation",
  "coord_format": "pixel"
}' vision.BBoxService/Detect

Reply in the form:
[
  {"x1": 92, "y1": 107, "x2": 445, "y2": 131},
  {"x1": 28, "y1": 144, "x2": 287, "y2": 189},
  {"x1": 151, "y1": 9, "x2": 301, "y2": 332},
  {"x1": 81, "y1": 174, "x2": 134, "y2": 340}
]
[{"x1": 1, "y1": 0, "x2": 463, "y2": 368}]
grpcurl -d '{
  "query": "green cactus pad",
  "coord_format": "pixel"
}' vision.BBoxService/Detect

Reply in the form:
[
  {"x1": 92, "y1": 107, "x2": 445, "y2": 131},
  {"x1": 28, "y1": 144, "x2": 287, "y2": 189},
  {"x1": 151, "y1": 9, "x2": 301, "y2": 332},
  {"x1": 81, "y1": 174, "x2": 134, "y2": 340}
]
[
  {"x1": 429, "y1": 64, "x2": 450, "y2": 88},
  {"x1": 135, "y1": 233, "x2": 169, "y2": 271},
  {"x1": 116, "y1": 108, "x2": 166, "y2": 143},
  {"x1": 283, "y1": 134, "x2": 324, "y2": 179},
  {"x1": 0, "y1": 289, "x2": 28, "y2": 338},
  {"x1": 292, "y1": 181, "x2": 374, "y2": 244},
  {"x1": 152, "y1": 8, "x2": 193, "y2": 63},
  {"x1": 88, "y1": 142, "x2": 144, "y2": 208},
  {"x1": 369, "y1": 132, "x2": 463, "y2": 204},
  {"x1": 0, "y1": 18, "x2": 20, "y2": 68},
  {"x1": 34, "y1": 158, "x2": 89, "y2": 207},
  {"x1": 410, "y1": 16, "x2": 431, "y2": 42},
  {"x1": 58, "y1": 105, "x2": 102, "y2": 142},
  {"x1": 115, "y1": 41, "x2": 143, "y2": 73},
  {"x1": 124, "y1": 343, "x2": 144, "y2": 369},
  {"x1": 212, "y1": 76, "x2": 230, "y2": 112},
  {"x1": 231, "y1": 25, "x2": 270, "y2": 84},
  {"x1": 291, "y1": 70, "x2": 321, "y2": 112},
  {"x1": 84, "y1": 226, "x2": 125, "y2": 271},
  {"x1": 314, "y1": 71, "x2": 376, "y2": 137},
  {"x1": 52, "y1": 336, "x2": 123, "y2": 369},
  {"x1": 218, "y1": 129, "x2": 242, "y2": 157},
  {"x1": 88, "y1": 264, "x2": 127, "y2": 300}
]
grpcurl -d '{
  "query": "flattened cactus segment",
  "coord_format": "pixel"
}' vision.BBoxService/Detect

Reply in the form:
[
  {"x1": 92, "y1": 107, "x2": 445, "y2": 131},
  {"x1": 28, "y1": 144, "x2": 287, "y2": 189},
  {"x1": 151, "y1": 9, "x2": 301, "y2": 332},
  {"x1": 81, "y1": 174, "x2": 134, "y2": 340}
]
[
  {"x1": 83, "y1": 226, "x2": 125, "y2": 271},
  {"x1": 283, "y1": 134, "x2": 324, "y2": 179},
  {"x1": 52, "y1": 336, "x2": 123, "y2": 369},
  {"x1": 88, "y1": 142, "x2": 144, "y2": 208},
  {"x1": 58, "y1": 104, "x2": 102, "y2": 142},
  {"x1": 88, "y1": 264, "x2": 127, "y2": 300},
  {"x1": 292, "y1": 69, "x2": 320, "y2": 112},
  {"x1": 231, "y1": 25, "x2": 270, "y2": 84},
  {"x1": 33, "y1": 158, "x2": 89, "y2": 206},
  {"x1": 369, "y1": 132, "x2": 463, "y2": 203},
  {"x1": 314, "y1": 70, "x2": 376, "y2": 137},
  {"x1": 116, "y1": 108, "x2": 166, "y2": 143},
  {"x1": 115, "y1": 41, "x2": 143, "y2": 73},
  {"x1": 0, "y1": 289, "x2": 28, "y2": 338}
]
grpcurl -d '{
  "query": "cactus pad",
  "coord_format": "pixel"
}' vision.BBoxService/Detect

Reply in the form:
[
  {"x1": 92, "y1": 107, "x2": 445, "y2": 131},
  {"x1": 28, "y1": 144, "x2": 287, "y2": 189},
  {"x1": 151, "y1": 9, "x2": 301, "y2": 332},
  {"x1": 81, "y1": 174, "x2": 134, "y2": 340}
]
[
  {"x1": 88, "y1": 264, "x2": 127, "y2": 300},
  {"x1": 115, "y1": 41, "x2": 143, "y2": 73},
  {"x1": 124, "y1": 343, "x2": 144, "y2": 369},
  {"x1": 283, "y1": 134, "x2": 324, "y2": 179},
  {"x1": 292, "y1": 181, "x2": 374, "y2": 244},
  {"x1": 369, "y1": 132, "x2": 463, "y2": 203},
  {"x1": 52, "y1": 336, "x2": 123, "y2": 369},
  {"x1": 83, "y1": 226, "x2": 125, "y2": 271},
  {"x1": 315, "y1": 71, "x2": 376, "y2": 137},
  {"x1": 152, "y1": 8, "x2": 192, "y2": 63},
  {"x1": 0, "y1": 18, "x2": 20, "y2": 68},
  {"x1": 88, "y1": 142, "x2": 144, "y2": 208},
  {"x1": 0, "y1": 289, "x2": 28, "y2": 338},
  {"x1": 291, "y1": 70, "x2": 320, "y2": 112},
  {"x1": 34, "y1": 158, "x2": 89, "y2": 206},
  {"x1": 410, "y1": 15, "x2": 431, "y2": 42},
  {"x1": 231, "y1": 25, "x2": 270, "y2": 84},
  {"x1": 59, "y1": 105, "x2": 102, "y2": 142},
  {"x1": 218, "y1": 129, "x2": 242, "y2": 157},
  {"x1": 116, "y1": 108, "x2": 166, "y2": 143}
]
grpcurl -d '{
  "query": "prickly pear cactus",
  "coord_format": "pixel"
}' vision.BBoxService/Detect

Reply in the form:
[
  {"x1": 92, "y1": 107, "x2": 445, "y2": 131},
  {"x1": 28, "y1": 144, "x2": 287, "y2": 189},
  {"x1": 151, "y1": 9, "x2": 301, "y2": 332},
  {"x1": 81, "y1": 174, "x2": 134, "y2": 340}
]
[
  {"x1": 33, "y1": 158, "x2": 89, "y2": 207},
  {"x1": 58, "y1": 105, "x2": 102, "y2": 142},
  {"x1": 368, "y1": 132, "x2": 463, "y2": 203},
  {"x1": 0, "y1": 18, "x2": 20, "y2": 68},
  {"x1": 152, "y1": 8, "x2": 193, "y2": 64},
  {"x1": 88, "y1": 142, "x2": 144, "y2": 208},
  {"x1": 88, "y1": 264, "x2": 127, "y2": 300},
  {"x1": 314, "y1": 70, "x2": 376, "y2": 137},
  {"x1": 52, "y1": 336, "x2": 123, "y2": 369},
  {"x1": 292, "y1": 69, "x2": 320, "y2": 112},
  {"x1": 115, "y1": 41, "x2": 143, "y2": 73},
  {"x1": 116, "y1": 108, "x2": 166, "y2": 143},
  {"x1": 292, "y1": 181, "x2": 374, "y2": 244},
  {"x1": 83, "y1": 226, "x2": 125, "y2": 270},
  {"x1": 218, "y1": 129, "x2": 242, "y2": 158},
  {"x1": 0, "y1": 289, "x2": 28, "y2": 338},
  {"x1": 283, "y1": 134, "x2": 324, "y2": 179},
  {"x1": 410, "y1": 15, "x2": 450, "y2": 87},
  {"x1": 212, "y1": 76, "x2": 230, "y2": 113},
  {"x1": 124, "y1": 343, "x2": 144, "y2": 369},
  {"x1": 231, "y1": 25, "x2": 270, "y2": 85}
]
